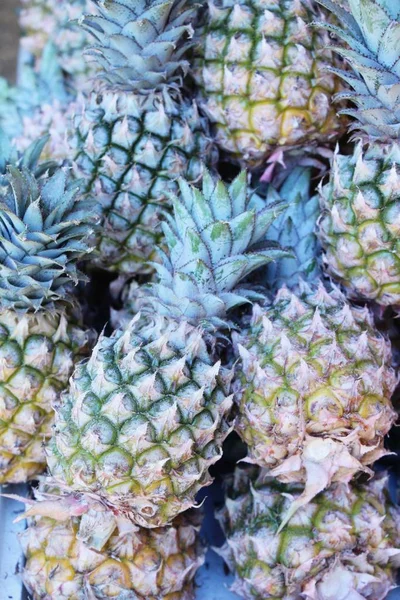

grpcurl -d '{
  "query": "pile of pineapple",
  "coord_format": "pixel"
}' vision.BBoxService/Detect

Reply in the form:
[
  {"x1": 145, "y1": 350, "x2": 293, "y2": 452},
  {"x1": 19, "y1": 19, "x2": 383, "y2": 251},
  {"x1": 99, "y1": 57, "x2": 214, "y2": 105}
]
[{"x1": 1, "y1": 0, "x2": 400, "y2": 598}]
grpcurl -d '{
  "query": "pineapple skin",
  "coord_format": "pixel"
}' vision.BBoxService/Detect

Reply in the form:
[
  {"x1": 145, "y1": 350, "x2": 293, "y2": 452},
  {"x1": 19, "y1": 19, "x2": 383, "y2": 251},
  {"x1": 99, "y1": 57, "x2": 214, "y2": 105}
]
[
  {"x1": 233, "y1": 283, "x2": 397, "y2": 507},
  {"x1": 15, "y1": 99, "x2": 75, "y2": 164},
  {"x1": 48, "y1": 316, "x2": 233, "y2": 528},
  {"x1": 72, "y1": 90, "x2": 216, "y2": 274},
  {"x1": 0, "y1": 309, "x2": 92, "y2": 484},
  {"x1": 20, "y1": 492, "x2": 204, "y2": 600},
  {"x1": 193, "y1": 0, "x2": 345, "y2": 168},
  {"x1": 318, "y1": 143, "x2": 400, "y2": 307},
  {"x1": 217, "y1": 467, "x2": 400, "y2": 600}
]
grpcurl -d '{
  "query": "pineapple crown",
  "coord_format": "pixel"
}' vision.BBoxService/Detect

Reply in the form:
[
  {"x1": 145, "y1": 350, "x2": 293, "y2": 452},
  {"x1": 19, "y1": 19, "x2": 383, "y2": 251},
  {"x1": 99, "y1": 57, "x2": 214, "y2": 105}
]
[
  {"x1": 0, "y1": 166, "x2": 95, "y2": 311},
  {"x1": 144, "y1": 170, "x2": 291, "y2": 329},
  {"x1": 316, "y1": 0, "x2": 400, "y2": 141},
  {"x1": 19, "y1": 41, "x2": 69, "y2": 105},
  {"x1": 251, "y1": 167, "x2": 321, "y2": 292},
  {"x1": 80, "y1": 0, "x2": 195, "y2": 92}
]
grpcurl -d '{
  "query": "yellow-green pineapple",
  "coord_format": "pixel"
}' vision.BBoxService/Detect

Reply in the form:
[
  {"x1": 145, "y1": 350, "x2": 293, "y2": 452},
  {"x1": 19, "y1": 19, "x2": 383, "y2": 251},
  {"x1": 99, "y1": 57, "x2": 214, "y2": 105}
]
[
  {"x1": 233, "y1": 282, "x2": 397, "y2": 524},
  {"x1": 230, "y1": 150, "x2": 397, "y2": 521},
  {"x1": 47, "y1": 170, "x2": 290, "y2": 527},
  {"x1": 17, "y1": 485, "x2": 205, "y2": 600},
  {"x1": 217, "y1": 467, "x2": 400, "y2": 600},
  {"x1": 71, "y1": 0, "x2": 217, "y2": 274},
  {"x1": 192, "y1": 0, "x2": 346, "y2": 169},
  {"x1": 0, "y1": 135, "x2": 95, "y2": 483}
]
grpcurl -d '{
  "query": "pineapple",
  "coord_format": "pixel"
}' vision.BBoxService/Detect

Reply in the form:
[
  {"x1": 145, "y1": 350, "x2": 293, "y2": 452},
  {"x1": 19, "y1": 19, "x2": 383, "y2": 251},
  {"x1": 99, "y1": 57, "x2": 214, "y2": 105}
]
[
  {"x1": 318, "y1": 143, "x2": 400, "y2": 306},
  {"x1": 47, "y1": 170, "x2": 290, "y2": 528},
  {"x1": 14, "y1": 1, "x2": 95, "y2": 166},
  {"x1": 19, "y1": 0, "x2": 96, "y2": 92},
  {"x1": 17, "y1": 486, "x2": 205, "y2": 599},
  {"x1": 71, "y1": 0, "x2": 217, "y2": 275},
  {"x1": 217, "y1": 466, "x2": 400, "y2": 600},
  {"x1": 0, "y1": 43, "x2": 67, "y2": 143},
  {"x1": 315, "y1": 0, "x2": 400, "y2": 307},
  {"x1": 233, "y1": 282, "x2": 397, "y2": 521},
  {"x1": 0, "y1": 146, "x2": 95, "y2": 484},
  {"x1": 192, "y1": 0, "x2": 346, "y2": 169}
]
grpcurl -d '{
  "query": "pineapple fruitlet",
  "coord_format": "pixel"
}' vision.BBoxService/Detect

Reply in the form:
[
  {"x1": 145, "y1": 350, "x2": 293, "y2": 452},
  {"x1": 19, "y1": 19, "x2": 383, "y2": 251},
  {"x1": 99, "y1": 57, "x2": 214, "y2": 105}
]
[
  {"x1": 218, "y1": 467, "x2": 400, "y2": 600},
  {"x1": 47, "y1": 171, "x2": 290, "y2": 528},
  {"x1": 0, "y1": 138, "x2": 94, "y2": 483}
]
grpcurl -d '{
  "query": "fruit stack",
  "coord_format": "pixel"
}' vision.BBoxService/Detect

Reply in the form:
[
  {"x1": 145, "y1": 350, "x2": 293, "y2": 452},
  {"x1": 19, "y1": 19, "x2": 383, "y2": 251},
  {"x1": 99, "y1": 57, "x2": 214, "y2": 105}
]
[{"x1": 1, "y1": 0, "x2": 400, "y2": 599}]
